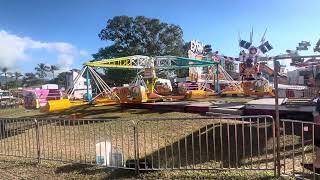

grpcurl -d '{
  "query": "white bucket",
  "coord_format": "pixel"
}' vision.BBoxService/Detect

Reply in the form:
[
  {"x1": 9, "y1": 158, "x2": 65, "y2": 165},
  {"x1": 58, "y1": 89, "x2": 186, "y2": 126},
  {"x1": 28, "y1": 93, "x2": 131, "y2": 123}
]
[
  {"x1": 95, "y1": 141, "x2": 111, "y2": 166},
  {"x1": 95, "y1": 141, "x2": 123, "y2": 166}
]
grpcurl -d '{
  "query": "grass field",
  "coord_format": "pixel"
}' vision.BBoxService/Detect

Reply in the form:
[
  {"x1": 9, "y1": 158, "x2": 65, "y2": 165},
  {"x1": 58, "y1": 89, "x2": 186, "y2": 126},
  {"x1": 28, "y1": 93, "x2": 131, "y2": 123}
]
[
  {"x1": 0, "y1": 157, "x2": 279, "y2": 179},
  {"x1": 0, "y1": 99, "x2": 316, "y2": 179}
]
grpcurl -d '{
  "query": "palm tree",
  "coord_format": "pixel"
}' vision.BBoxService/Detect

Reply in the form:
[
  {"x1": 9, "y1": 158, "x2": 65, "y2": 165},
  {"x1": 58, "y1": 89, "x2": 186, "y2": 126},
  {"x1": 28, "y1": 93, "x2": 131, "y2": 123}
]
[
  {"x1": 14, "y1": 72, "x2": 23, "y2": 80},
  {"x1": 49, "y1": 65, "x2": 59, "y2": 79},
  {"x1": 13, "y1": 72, "x2": 23, "y2": 87},
  {"x1": 35, "y1": 63, "x2": 49, "y2": 80},
  {"x1": 1, "y1": 67, "x2": 8, "y2": 89},
  {"x1": 22, "y1": 72, "x2": 39, "y2": 87}
]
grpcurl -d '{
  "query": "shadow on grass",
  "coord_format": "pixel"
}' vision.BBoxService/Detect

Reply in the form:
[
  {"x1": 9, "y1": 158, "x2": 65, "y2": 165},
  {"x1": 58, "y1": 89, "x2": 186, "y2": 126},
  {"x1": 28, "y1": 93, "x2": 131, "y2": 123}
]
[
  {"x1": 54, "y1": 163, "x2": 137, "y2": 179},
  {"x1": 54, "y1": 163, "x2": 276, "y2": 179},
  {"x1": 0, "y1": 120, "x2": 36, "y2": 139},
  {"x1": 146, "y1": 122, "x2": 274, "y2": 169},
  {"x1": 19, "y1": 105, "x2": 131, "y2": 120},
  {"x1": 139, "y1": 119, "x2": 314, "y2": 170},
  {"x1": 55, "y1": 163, "x2": 107, "y2": 175}
]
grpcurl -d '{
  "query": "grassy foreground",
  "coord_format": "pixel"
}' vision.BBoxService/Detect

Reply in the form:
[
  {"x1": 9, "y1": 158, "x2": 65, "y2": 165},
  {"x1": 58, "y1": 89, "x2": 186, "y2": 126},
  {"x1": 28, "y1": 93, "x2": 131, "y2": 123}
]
[
  {"x1": 0, "y1": 99, "x2": 309, "y2": 179},
  {"x1": 0, "y1": 157, "x2": 279, "y2": 180}
]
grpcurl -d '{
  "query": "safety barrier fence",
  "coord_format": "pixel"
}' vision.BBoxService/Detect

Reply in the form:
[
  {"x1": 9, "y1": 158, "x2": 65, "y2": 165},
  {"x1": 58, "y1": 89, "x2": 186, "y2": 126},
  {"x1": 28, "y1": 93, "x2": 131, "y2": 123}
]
[
  {"x1": 0, "y1": 118, "x2": 135, "y2": 169},
  {"x1": 0, "y1": 116, "x2": 318, "y2": 178},
  {"x1": 303, "y1": 87, "x2": 320, "y2": 98},
  {"x1": 279, "y1": 119, "x2": 320, "y2": 179},
  {"x1": 135, "y1": 116, "x2": 276, "y2": 174}
]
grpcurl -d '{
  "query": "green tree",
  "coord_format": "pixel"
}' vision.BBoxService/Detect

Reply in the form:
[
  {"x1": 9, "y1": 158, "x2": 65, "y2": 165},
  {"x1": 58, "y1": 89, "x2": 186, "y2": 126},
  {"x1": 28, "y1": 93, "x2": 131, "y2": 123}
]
[
  {"x1": 35, "y1": 63, "x2": 49, "y2": 79},
  {"x1": 93, "y1": 15, "x2": 186, "y2": 86},
  {"x1": 49, "y1": 65, "x2": 59, "y2": 79},
  {"x1": 22, "y1": 72, "x2": 41, "y2": 87},
  {"x1": 50, "y1": 71, "x2": 68, "y2": 88},
  {"x1": 13, "y1": 72, "x2": 23, "y2": 80},
  {"x1": 182, "y1": 41, "x2": 191, "y2": 57},
  {"x1": 13, "y1": 72, "x2": 23, "y2": 88}
]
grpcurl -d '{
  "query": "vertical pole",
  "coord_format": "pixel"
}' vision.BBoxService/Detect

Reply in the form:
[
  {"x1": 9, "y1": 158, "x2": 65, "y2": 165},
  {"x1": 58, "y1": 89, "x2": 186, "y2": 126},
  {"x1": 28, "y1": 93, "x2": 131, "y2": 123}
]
[
  {"x1": 133, "y1": 123, "x2": 139, "y2": 175},
  {"x1": 35, "y1": 118, "x2": 41, "y2": 163},
  {"x1": 86, "y1": 67, "x2": 92, "y2": 103},
  {"x1": 273, "y1": 58, "x2": 281, "y2": 177},
  {"x1": 215, "y1": 64, "x2": 220, "y2": 93}
]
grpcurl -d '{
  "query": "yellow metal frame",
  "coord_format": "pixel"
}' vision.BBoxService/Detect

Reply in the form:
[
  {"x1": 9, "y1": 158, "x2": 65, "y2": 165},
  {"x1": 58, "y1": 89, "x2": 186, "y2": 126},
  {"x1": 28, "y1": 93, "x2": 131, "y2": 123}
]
[
  {"x1": 85, "y1": 56, "x2": 148, "y2": 69},
  {"x1": 85, "y1": 55, "x2": 218, "y2": 69}
]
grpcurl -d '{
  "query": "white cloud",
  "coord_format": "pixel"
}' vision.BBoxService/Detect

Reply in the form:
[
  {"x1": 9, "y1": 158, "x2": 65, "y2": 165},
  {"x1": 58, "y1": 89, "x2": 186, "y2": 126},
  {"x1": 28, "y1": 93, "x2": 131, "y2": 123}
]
[
  {"x1": 0, "y1": 30, "x2": 88, "y2": 71},
  {"x1": 79, "y1": 50, "x2": 89, "y2": 57},
  {"x1": 57, "y1": 54, "x2": 75, "y2": 71}
]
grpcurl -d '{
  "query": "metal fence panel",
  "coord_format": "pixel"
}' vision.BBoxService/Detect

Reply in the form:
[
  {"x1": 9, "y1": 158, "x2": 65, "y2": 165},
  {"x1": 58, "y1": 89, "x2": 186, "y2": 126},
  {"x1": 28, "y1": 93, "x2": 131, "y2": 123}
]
[
  {"x1": 136, "y1": 116, "x2": 276, "y2": 173},
  {"x1": 280, "y1": 119, "x2": 320, "y2": 179},
  {"x1": 0, "y1": 118, "x2": 136, "y2": 170},
  {"x1": 0, "y1": 116, "x2": 279, "y2": 176},
  {"x1": 303, "y1": 87, "x2": 320, "y2": 98},
  {"x1": 2, "y1": 115, "x2": 320, "y2": 178},
  {"x1": 0, "y1": 118, "x2": 37, "y2": 159}
]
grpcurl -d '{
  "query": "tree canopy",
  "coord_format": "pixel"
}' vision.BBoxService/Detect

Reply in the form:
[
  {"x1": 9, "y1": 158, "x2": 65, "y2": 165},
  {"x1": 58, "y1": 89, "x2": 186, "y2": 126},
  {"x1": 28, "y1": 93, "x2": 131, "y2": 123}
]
[
  {"x1": 50, "y1": 71, "x2": 68, "y2": 88},
  {"x1": 35, "y1": 63, "x2": 49, "y2": 79},
  {"x1": 22, "y1": 73, "x2": 42, "y2": 87},
  {"x1": 49, "y1": 65, "x2": 59, "y2": 78},
  {"x1": 93, "y1": 15, "x2": 187, "y2": 86}
]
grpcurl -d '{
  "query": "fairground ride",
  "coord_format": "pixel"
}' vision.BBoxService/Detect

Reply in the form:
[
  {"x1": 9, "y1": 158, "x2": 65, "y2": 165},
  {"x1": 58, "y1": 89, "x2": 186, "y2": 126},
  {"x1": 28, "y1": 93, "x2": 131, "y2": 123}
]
[
  {"x1": 186, "y1": 40, "x2": 248, "y2": 97},
  {"x1": 42, "y1": 55, "x2": 221, "y2": 112},
  {"x1": 42, "y1": 32, "x2": 281, "y2": 112},
  {"x1": 223, "y1": 28, "x2": 276, "y2": 97}
]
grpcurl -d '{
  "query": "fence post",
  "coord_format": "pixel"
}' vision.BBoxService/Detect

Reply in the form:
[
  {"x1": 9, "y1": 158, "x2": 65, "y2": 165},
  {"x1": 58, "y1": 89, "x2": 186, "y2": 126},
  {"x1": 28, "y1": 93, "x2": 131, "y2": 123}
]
[
  {"x1": 133, "y1": 121, "x2": 139, "y2": 175},
  {"x1": 273, "y1": 58, "x2": 281, "y2": 177},
  {"x1": 34, "y1": 118, "x2": 41, "y2": 163}
]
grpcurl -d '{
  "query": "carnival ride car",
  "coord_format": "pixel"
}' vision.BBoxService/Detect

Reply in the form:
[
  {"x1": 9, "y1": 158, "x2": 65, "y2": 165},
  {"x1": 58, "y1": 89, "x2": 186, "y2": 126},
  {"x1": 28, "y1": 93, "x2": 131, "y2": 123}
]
[
  {"x1": 222, "y1": 29, "x2": 276, "y2": 97},
  {"x1": 43, "y1": 55, "x2": 222, "y2": 112}
]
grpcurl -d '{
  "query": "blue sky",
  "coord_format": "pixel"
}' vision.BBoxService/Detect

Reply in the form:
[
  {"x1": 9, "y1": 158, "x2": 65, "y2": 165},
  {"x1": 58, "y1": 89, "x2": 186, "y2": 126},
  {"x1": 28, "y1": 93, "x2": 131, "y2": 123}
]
[{"x1": 0, "y1": 0, "x2": 320, "y2": 73}]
